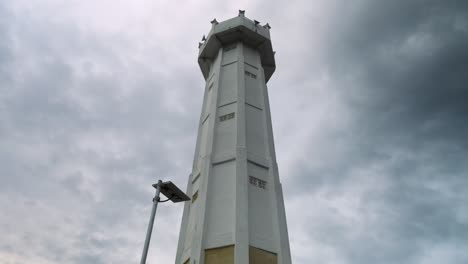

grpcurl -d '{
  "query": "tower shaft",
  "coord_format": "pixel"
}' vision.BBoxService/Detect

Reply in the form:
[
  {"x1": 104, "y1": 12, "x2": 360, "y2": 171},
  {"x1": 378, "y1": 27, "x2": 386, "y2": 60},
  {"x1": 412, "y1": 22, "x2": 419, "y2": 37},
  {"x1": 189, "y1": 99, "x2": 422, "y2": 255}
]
[{"x1": 176, "y1": 14, "x2": 291, "y2": 264}]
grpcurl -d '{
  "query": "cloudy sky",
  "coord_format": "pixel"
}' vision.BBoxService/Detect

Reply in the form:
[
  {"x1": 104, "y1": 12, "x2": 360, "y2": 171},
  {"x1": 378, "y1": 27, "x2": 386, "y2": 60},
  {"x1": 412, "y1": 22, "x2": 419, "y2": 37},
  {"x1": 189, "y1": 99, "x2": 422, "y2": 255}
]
[{"x1": 1, "y1": 0, "x2": 468, "y2": 263}]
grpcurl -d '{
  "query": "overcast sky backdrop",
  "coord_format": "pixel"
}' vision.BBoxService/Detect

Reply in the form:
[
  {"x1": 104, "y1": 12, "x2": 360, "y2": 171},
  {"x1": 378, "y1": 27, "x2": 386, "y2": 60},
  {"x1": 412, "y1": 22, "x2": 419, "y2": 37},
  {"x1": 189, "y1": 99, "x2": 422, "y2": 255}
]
[{"x1": 1, "y1": 0, "x2": 468, "y2": 263}]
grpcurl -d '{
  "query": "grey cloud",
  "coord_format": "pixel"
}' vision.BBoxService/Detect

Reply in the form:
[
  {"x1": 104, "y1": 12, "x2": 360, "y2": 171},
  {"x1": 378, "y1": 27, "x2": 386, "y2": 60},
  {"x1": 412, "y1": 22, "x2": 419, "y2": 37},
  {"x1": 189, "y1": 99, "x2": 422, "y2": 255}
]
[
  {"x1": 1, "y1": 0, "x2": 467, "y2": 264},
  {"x1": 1, "y1": 1, "x2": 196, "y2": 263}
]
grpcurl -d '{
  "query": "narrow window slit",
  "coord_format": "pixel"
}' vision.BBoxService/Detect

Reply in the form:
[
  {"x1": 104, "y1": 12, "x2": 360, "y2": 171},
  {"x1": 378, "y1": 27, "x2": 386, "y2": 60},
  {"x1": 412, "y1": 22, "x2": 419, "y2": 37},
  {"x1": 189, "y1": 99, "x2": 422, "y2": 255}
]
[
  {"x1": 245, "y1": 71, "x2": 257, "y2": 79},
  {"x1": 219, "y1": 112, "x2": 235, "y2": 122},
  {"x1": 192, "y1": 191, "x2": 199, "y2": 203}
]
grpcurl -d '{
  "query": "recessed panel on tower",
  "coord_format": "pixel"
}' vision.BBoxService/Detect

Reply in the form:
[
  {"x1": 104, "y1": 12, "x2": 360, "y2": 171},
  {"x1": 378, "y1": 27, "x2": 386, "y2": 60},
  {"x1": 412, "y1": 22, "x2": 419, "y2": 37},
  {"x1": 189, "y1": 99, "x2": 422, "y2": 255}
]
[
  {"x1": 218, "y1": 63, "x2": 238, "y2": 107},
  {"x1": 246, "y1": 105, "x2": 266, "y2": 157},
  {"x1": 213, "y1": 103, "x2": 237, "y2": 158},
  {"x1": 205, "y1": 160, "x2": 236, "y2": 248}
]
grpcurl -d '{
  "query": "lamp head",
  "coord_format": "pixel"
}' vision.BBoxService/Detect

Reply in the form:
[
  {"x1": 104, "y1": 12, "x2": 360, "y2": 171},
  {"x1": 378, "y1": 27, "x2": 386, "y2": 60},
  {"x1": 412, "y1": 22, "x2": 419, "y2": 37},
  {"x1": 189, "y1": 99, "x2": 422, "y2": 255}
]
[{"x1": 153, "y1": 181, "x2": 190, "y2": 203}]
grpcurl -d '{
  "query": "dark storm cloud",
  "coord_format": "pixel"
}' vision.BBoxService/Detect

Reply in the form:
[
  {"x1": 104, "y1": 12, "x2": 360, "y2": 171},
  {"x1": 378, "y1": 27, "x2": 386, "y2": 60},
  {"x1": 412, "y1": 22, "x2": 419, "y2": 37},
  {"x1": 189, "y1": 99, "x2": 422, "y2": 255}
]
[
  {"x1": 285, "y1": 0, "x2": 468, "y2": 263},
  {"x1": 289, "y1": 0, "x2": 468, "y2": 190},
  {"x1": 327, "y1": 0, "x2": 468, "y2": 141}
]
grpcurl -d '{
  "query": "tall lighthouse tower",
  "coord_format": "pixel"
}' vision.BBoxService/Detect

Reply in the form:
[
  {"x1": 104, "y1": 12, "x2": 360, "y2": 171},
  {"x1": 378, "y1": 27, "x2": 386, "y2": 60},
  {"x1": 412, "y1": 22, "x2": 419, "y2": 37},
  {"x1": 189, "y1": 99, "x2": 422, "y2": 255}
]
[{"x1": 176, "y1": 11, "x2": 292, "y2": 264}]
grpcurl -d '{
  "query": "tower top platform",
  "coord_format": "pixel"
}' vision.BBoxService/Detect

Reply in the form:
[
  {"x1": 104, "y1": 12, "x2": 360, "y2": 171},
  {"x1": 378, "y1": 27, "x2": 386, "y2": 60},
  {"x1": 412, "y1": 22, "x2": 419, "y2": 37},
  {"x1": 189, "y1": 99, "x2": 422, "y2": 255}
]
[{"x1": 198, "y1": 11, "x2": 276, "y2": 82}]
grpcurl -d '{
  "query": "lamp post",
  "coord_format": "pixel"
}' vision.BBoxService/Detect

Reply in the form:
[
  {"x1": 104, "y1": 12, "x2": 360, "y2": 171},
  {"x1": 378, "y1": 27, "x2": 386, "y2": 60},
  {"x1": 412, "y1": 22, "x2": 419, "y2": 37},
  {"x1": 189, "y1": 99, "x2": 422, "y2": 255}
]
[{"x1": 140, "y1": 180, "x2": 190, "y2": 264}]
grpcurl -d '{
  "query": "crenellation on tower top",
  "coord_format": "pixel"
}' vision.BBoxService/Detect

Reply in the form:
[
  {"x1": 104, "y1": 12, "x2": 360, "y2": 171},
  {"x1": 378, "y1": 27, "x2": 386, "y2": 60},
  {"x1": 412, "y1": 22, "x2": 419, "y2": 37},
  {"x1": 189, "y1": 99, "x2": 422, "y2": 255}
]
[{"x1": 198, "y1": 13, "x2": 275, "y2": 83}]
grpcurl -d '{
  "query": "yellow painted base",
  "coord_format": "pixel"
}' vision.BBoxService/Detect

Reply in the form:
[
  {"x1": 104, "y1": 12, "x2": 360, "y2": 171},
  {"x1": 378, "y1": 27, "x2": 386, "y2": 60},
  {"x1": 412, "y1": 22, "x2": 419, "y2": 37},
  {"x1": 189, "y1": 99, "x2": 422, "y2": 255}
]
[
  {"x1": 249, "y1": 246, "x2": 278, "y2": 264},
  {"x1": 203, "y1": 245, "x2": 277, "y2": 264},
  {"x1": 205, "y1": 245, "x2": 234, "y2": 264}
]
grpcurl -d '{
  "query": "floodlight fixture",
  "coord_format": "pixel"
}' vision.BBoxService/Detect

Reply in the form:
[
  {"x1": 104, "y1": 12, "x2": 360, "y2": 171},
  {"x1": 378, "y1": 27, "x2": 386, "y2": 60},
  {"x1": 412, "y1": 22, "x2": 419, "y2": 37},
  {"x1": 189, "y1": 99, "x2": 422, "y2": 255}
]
[{"x1": 153, "y1": 181, "x2": 191, "y2": 203}]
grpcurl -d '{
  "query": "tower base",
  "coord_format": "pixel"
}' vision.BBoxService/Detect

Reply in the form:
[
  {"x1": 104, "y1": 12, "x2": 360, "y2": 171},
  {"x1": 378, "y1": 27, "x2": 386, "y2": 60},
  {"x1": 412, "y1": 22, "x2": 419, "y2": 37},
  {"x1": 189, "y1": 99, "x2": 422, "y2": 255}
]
[{"x1": 202, "y1": 245, "x2": 278, "y2": 264}]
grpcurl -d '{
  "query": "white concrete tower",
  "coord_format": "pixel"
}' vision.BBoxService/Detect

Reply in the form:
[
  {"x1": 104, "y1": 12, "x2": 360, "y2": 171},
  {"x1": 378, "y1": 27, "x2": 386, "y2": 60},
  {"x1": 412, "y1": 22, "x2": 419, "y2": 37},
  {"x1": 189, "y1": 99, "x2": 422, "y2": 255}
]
[{"x1": 176, "y1": 11, "x2": 291, "y2": 264}]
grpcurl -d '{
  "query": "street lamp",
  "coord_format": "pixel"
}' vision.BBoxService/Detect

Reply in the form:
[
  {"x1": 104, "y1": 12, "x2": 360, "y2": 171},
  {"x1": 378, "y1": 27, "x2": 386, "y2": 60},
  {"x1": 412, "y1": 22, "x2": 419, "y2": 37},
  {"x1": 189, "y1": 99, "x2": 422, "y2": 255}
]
[{"x1": 140, "y1": 180, "x2": 190, "y2": 264}]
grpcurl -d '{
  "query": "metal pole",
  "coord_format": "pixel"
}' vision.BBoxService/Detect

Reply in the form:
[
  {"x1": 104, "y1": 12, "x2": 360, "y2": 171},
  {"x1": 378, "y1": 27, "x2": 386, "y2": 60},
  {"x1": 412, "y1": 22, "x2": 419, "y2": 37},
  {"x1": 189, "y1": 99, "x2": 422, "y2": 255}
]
[{"x1": 140, "y1": 179, "x2": 162, "y2": 264}]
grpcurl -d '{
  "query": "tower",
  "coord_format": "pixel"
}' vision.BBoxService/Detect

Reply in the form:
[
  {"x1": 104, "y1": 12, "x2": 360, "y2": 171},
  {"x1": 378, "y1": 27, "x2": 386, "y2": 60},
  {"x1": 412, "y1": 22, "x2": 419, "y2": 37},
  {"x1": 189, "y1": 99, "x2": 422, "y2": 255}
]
[{"x1": 176, "y1": 11, "x2": 291, "y2": 264}]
